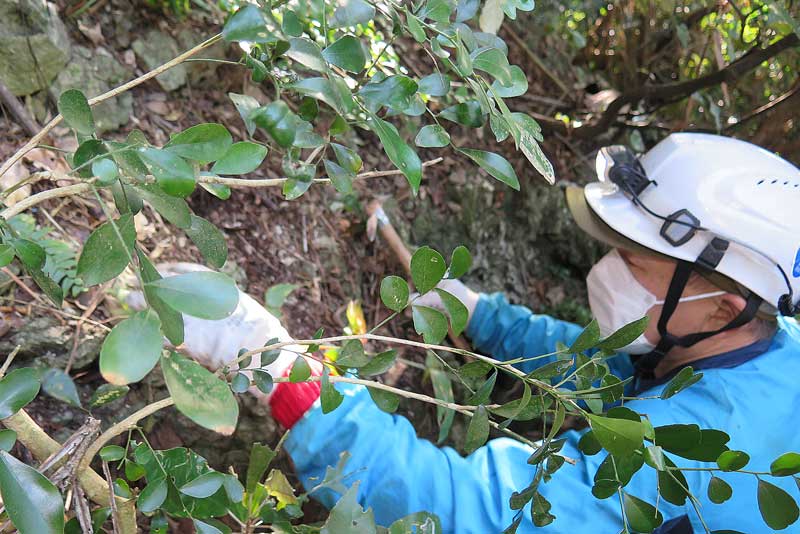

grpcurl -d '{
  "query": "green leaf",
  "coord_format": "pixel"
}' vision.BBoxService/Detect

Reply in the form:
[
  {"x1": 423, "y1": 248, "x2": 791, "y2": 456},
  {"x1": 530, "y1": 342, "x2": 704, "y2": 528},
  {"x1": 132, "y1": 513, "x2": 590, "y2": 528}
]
[
  {"x1": 11, "y1": 238, "x2": 45, "y2": 270},
  {"x1": 360, "y1": 75, "x2": 419, "y2": 113},
  {"x1": 338, "y1": 340, "x2": 370, "y2": 368},
  {"x1": 76, "y1": 214, "x2": 135, "y2": 286},
  {"x1": 222, "y1": 474, "x2": 244, "y2": 503},
  {"x1": 320, "y1": 367, "x2": 344, "y2": 414},
  {"x1": 41, "y1": 368, "x2": 81, "y2": 407},
  {"x1": 287, "y1": 38, "x2": 328, "y2": 72},
  {"x1": 230, "y1": 372, "x2": 250, "y2": 394},
  {"x1": 0, "y1": 450, "x2": 64, "y2": 534},
  {"x1": 380, "y1": 275, "x2": 409, "y2": 312},
  {"x1": 758, "y1": 479, "x2": 800, "y2": 530},
  {"x1": 388, "y1": 512, "x2": 442, "y2": 534},
  {"x1": 322, "y1": 35, "x2": 366, "y2": 72},
  {"x1": 138, "y1": 147, "x2": 196, "y2": 197},
  {"x1": 623, "y1": 492, "x2": 663, "y2": 533},
  {"x1": 137, "y1": 249, "x2": 184, "y2": 346},
  {"x1": 405, "y1": 11, "x2": 426, "y2": 42},
  {"x1": 526, "y1": 358, "x2": 573, "y2": 381},
  {"x1": 161, "y1": 351, "x2": 239, "y2": 435},
  {"x1": 716, "y1": 450, "x2": 750, "y2": 471},
  {"x1": 657, "y1": 456, "x2": 689, "y2": 506},
  {"x1": 146, "y1": 271, "x2": 239, "y2": 320},
  {"x1": 89, "y1": 383, "x2": 129, "y2": 408},
  {"x1": 194, "y1": 519, "x2": 223, "y2": 534},
  {"x1": 288, "y1": 77, "x2": 352, "y2": 115},
  {"x1": 0, "y1": 368, "x2": 40, "y2": 419},
  {"x1": 0, "y1": 244, "x2": 14, "y2": 267},
  {"x1": 245, "y1": 443, "x2": 276, "y2": 496},
  {"x1": 132, "y1": 183, "x2": 192, "y2": 228},
  {"x1": 359, "y1": 350, "x2": 397, "y2": 376},
  {"x1": 578, "y1": 430, "x2": 602, "y2": 455},
  {"x1": 321, "y1": 483, "x2": 377, "y2": 534},
  {"x1": 28, "y1": 269, "x2": 62, "y2": 306},
  {"x1": 368, "y1": 115, "x2": 423, "y2": 193},
  {"x1": 200, "y1": 181, "x2": 232, "y2": 200},
  {"x1": 138, "y1": 478, "x2": 168, "y2": 513},
  {"x1": 448, "y1": 245, "x2": 471, "y2": 279},
  {"x1": 223, "y1": 4, "x2": 273, "y2": 43},
  {"x1": 597, "y1": 316, "x2": 650, "y2": 351},
  {"x1": 440, "y1": 101, "x2": 485, "y2": 127},
  {"x1": 264, "y1": 283, "x2": 299, "y2": 318},
  {"x1": 332, "y1": 0, "x2": 375, "y2": 27},
  {"x1": 587, "y1": 414, "x2": 645, "y2": 457},
  {"x1": 490, "y1": 392, "x2": 546, "y2": 421},
  {"x1": 568, "y1": 319, "x2": 601, "y2": 353},
  {"x1": 459, "y1": 360, "x2": 492, "y2": 378},
  {"x1": 667, "y1": 429, "x2": 730, "y2": 462},
  {"x1": 252, "y1": 369, "x2": 273, "y2": 395},
  {"x1": 410, "y1": 246, "x2": 447, "y2": 294},
  {"x1": 92, "y1": 158, "x2": 119, "y2": 186},
  {"x1": 72, "y1": 139, "x2": 107, "y2": 178},
  {"x1": 415, "y1": 125, "x2": 450, "y2": 148},
  {"x1": 180, "y1": 472, "x2": 225, "y2": 498},
  {"x1": 289, "y1": 356, "x2": 311, "y2": 382},
  {"x1": 331, "y1": 143, "x2": 362, "y2": 173},
  {"x1": 210, "y1": 142, "x2": 267, "y2": 175},
  {"x1": 427, "y1": 353, "x2": 456, "y2": 444},
  {"x1": 184, "y1": 215, "x2": 228, "y2": 269},
  {"x1": 459, "y1": 148, "x2": 520, "y2": 190},
  {"x1": 58, "y1": 89, "x2": 94, "y2": 135},
  {"x1": 466, "y1": 370, "x2": 497, "y2": 405},
  {"x1": 100, "y1": 310, "x2": 163, "y2": 385},
  {"x1": 643, "y1": 445, "x2": 666, "y2": 470},
  {"x1": 418, "y1": 73, "x2": 450, "y2": 96},
  {"x1": 281, "y1": 10, "x2": 303, "y2": 36},
  {"x1": 323, "y1": 159, "x2": 354, "y2": 194},
  {"x1": 464, "y1": 405, "x2": 490, "y2": 454},
  {"x1": 368, "y1": 387, "x2": 400, "y2": 413},
  {"x1": 0, "y1": 429, "x2": 15, "y2": 452},
  {"x1": 412, "y1": 306, "x2": 448, "y2": 344},
  {"x1": 435, "y1": 288, "x2": 468, "y2": 336},
  {"x1": 771, "y1": 452, "x2": 800, "y2": 476},
  {"x1": 708, "y1": 476, "x2": 733, "y2": 504},
  {"x1": 419, "y1": 0, "x2": 453, "y2": 22},
  {"x1": 99, "y1": 445, "x2": 126, "y2": 462},
  {"x1": 491, "y1": 65, "x2": 528, "y2": 97},
  {"x1": 653, "y1": 424, "x2": 701, "y2": 451},
  {"x1": 471, "y1": 47, "x2": 512, "y2": 85},
  {"x1": 228, "y1": 93, "x2": 260, "y2": 136},
  {"x1": 165, "y1": 123, "x2": 232, "y2": 164},
  {"x1": 660, "y1": 366, "x2": 703, "y2": 399}
]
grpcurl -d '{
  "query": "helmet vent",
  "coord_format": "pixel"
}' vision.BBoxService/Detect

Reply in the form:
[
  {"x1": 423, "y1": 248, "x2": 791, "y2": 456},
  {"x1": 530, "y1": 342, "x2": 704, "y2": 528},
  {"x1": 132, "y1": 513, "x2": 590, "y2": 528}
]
[{"x1": 755, "y1": 179, "x2": 800, "y2": 188}]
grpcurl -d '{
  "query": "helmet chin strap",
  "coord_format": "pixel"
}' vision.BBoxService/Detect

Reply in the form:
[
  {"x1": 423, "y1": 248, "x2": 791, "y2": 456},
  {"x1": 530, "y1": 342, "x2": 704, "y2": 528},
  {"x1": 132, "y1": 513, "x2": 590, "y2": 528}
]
[{"x1": 633, "y1": 257, "x2": 763, "y2": 380}]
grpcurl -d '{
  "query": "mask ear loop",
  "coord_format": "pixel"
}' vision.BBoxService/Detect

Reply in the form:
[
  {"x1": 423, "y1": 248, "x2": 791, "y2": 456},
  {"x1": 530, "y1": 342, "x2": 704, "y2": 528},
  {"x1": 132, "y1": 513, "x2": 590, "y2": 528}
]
[{"x1": 633, "y1": 260, "x2": 763, "y2": 380}]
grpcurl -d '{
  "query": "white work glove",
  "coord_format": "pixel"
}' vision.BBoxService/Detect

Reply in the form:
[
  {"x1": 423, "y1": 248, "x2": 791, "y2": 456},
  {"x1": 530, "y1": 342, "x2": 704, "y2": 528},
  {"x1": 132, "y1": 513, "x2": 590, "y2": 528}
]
[
  {"x1": 124, "y1": 262, "x2": 307, "y2": 398},
  {"x1": 411, "y1": 279, "x2": 480, "y2": 323}
]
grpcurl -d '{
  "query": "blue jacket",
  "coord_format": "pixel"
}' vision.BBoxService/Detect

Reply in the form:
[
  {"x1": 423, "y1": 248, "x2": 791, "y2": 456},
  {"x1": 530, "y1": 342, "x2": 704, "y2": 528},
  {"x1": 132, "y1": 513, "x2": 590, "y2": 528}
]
[{"x1": 285, "y1": 293, "x2": 800, "y2": 533}]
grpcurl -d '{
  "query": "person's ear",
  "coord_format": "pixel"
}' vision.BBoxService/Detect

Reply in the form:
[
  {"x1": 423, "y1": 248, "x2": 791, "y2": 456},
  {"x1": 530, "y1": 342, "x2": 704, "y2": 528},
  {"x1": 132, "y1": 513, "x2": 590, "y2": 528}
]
[{"x1": 711, "y1": 293, "x2": 748, "y2": 326}]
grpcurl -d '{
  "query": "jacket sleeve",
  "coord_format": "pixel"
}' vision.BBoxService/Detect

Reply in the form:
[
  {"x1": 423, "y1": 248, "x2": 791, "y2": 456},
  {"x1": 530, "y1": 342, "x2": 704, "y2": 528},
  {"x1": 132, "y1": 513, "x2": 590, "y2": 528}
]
[
  {"x1": 466, "y1": 292, "x2": 635, "y2": 381},
  {"x1": 285, "y1": 383, "x2": 688, "y2": 533}
]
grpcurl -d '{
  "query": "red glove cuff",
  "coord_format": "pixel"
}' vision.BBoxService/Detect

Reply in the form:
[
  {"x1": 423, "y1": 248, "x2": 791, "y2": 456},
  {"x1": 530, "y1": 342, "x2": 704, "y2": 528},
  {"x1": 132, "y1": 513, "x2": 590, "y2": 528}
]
[{"x1": 269, "y1": 365, "x2": 322, "y2": 429}]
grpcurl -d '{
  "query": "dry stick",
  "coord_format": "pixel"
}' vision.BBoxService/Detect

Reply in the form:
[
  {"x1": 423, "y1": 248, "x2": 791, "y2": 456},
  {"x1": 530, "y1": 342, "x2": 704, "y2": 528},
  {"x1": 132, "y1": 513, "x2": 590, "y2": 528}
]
[
  {"x1": 1, "y1": 267, "x2": 47, "y2": 304},
  {"x1": 0, "y1": 80, "x2": 40, "y2": 137},
  {"x1": 101, "y1": 460, "x2": 121, "y2": 534},
  {"x1": 0, "y1": 33, "x2": 222, "y2": 180},
  {"x1": 65, "y1": 284, "x2": 109, "y2": 374},
  {"x1": 0, "y1": 158, "x2": 444, "y2": 221}
]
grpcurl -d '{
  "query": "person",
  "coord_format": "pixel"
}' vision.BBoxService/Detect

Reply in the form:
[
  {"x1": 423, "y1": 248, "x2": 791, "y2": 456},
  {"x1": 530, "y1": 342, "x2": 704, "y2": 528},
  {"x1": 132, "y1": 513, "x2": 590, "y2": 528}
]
[{"x1": 138, "y1": 133, "x2": 800, "y2": 533}]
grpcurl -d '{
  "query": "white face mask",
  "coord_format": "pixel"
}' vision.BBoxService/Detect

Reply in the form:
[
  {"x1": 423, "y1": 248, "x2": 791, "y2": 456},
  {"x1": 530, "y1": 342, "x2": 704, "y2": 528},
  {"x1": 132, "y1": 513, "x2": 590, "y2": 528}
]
[{"x1": 586, "y1": 249, "x2": 726, "y2": 354}]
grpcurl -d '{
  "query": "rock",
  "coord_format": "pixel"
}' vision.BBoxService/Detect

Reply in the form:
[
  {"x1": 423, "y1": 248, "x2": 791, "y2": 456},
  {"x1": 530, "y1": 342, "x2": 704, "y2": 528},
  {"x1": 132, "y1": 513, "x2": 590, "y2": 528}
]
[
  {"x1": 176, "y1": 28, "x2": 227, "y2": 87},
  {"x1": 0, "y1": 0, "x2": 71, "y2": 96},
  {"x1": 132, "y1": 30, "x2": 187, "y2": 92},
  {"x1": 51, "y1": 46, "x2": 133, "y2": 134},
  {"x1": 0, "y1": 315, "x2": 103, "y2": 371}
]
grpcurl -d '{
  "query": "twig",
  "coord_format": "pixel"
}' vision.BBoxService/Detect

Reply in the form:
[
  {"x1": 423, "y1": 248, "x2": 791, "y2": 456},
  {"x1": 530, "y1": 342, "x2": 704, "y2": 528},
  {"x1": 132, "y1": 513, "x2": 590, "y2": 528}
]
[
  {"x1": 0, "y1": 159, "x2": 444, "y2": 220},
  {"x1": 73, "y1": 483, "x2": 94, "y2": 534},
  {"x1": 0, "y1": 346, "x2": 20, "y2": 378},
  {"x1": 1, "y1": 267, "x2": 47, "y2": 304},
  {"x1": 0, "y1": 80, "x2": 40, "y2": 137},
  {"x1": 0, "y1": 34, "x2": 222, "y2": 180},
  {"x1": 65, "y1": 285, "x2": 108, "y2": 374},
  {"x1": 102, "y1": 460, "x2": 121, "y2": 534}
]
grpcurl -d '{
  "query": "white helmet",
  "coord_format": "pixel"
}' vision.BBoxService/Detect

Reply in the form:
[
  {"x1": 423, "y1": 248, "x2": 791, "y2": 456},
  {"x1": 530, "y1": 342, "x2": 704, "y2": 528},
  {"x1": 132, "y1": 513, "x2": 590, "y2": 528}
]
[{"x1": 567, "y1": 133, "x2": 800, "y2": 369}]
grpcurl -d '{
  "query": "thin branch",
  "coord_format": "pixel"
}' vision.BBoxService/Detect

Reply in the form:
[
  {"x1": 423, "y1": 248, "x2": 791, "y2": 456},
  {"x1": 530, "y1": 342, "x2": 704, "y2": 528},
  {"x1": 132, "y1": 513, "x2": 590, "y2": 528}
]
[
  {"x1": 0, "y1": 34, "x2": 222, "y2": 180},
  {"x1": 0, "y1": 158, "x2": 444, "y2": 220}
]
